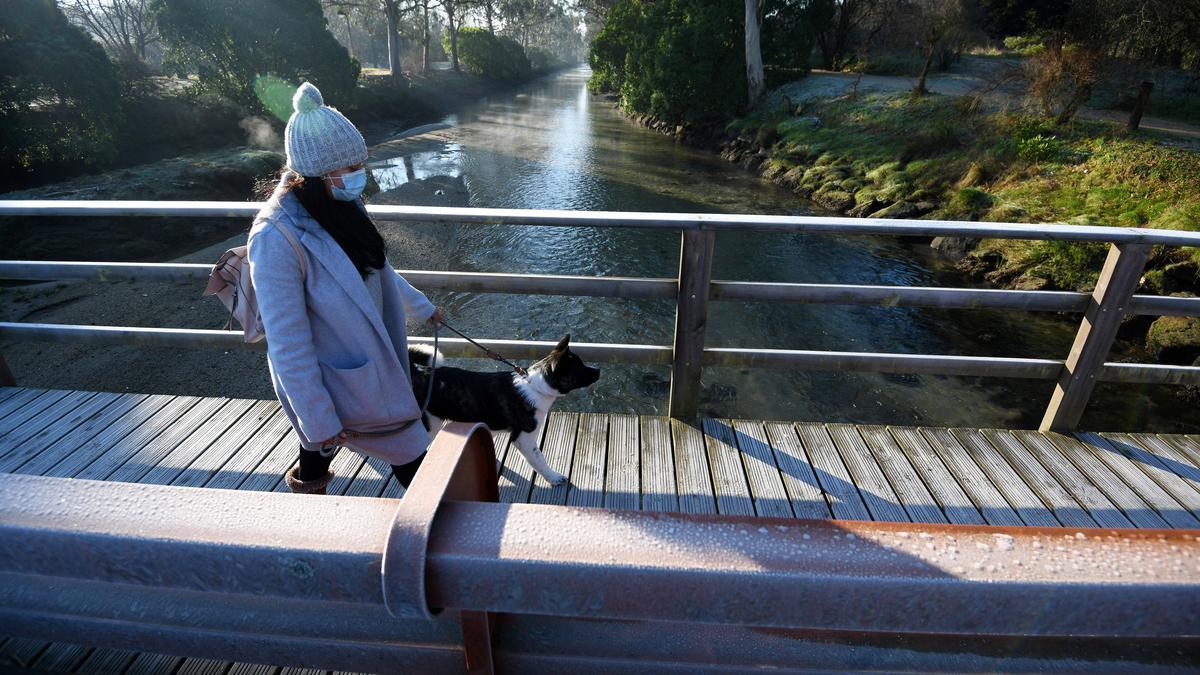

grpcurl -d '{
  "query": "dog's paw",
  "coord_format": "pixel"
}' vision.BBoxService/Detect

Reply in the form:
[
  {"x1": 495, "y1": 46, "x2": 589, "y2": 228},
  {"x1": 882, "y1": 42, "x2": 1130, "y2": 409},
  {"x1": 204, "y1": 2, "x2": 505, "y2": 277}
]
[{"x1": 542, "y1": 470, "x2": 568, "y2": 486}]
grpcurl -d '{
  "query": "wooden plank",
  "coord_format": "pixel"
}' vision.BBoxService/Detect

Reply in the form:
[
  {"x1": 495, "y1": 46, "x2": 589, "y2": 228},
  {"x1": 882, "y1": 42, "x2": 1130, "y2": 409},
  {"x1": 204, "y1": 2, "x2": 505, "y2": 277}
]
[
  {"x1": 75, "y1": 647, "x2": 139, "y2": 674},
  {"x1": 176, "y1": 657, "x2": 232, "y2": 674},
  {"x1": 29, "y1": 642, "x2": 90, "y2": 671},
  {"x1": 163, "y1": 399, "x2": 277, "y2": 489},
  {"x1": 886, "y1": 427, "x2": 986, "y2": 525},
  {"x1": 1168, "y1": 434, "x2": 1200, "y2": 466},
  {"x1": 69, "y1": 397, "x2": 202, "y2": 481},
  {"x1": 0, "y1": 392, "x2": 131, "y2": 473},
  {"x1": 794, "y1": 423, "x2": 871, "y2": 520},
  {"x1": 730, "y1": 420, "x2": 794, "y2": 518},
  {"x1": 1006, "y1": 430, "x2": 1137, "y2": 528},
  {"x1": 857, "y1": 426, "x2": 949, "y2": 524},
  {"x1": 700, "y1": 418, "x2": 755, "y2": 516},
  {"x1": 761, "y1": 422, "x2": 833, "y2": 520},
  {"x1": 603, "y1": 414, "x2": 639, "y2": 510},
  {"x1": 947, "y1": 429, "x2": 1062, "y2": 527},
  {"x1": 125, "y1": 652, "x2": 184, "y2": 675},
  {"x1": 529, "y1": 412, "x2": 579, "y2": 505},
  {"x1": 27, "y1": 395, "x2": 177, "y2": 478},
  {"x1": 639, "y1": 416, "x2": 677, "y2": 512},
  {"x1": 0, "y1": 389, "x2": 87, "y2": 449},
  {"x1": 240, "y1": 426, "x2": 300, "y2": 492},
  {"x1": 669, "y1": 418, "x2": 716, "y2": 514},
  {"x1": 344, "y1": 455, "x2": 395, "y2": 498},
  {"x1": 137, "y1": 399, "x2": 257, "y2": 485},
  {"x1": 1018, "y1": 430, "x2": 1168, "y2": 529},
  {"x1": 203, "y1": 409, "x2": 293, "y2": 491},
  {"x1": 498, "y1": 420, "x2": 547, "y2": 505},
  {"x1": 566, "y1": 413, "x2": 607, "y2": 508},
  {"x1": 1046, "y1": 432, "x2": 1198, "y2": 529},
  {"x1": 0, "y1": 387, "x2": 52, "y2": 422},
  {"x1": 104, "y1": 397, "x2": 230, "y2": 484},
  {"x1": 979, "y1": 429, "x2": 1099, "y2": 528},
  {"x1": 1041, "y1": 242, "x2": 1150, "y2": 431},
  {"x1": 1090, "y1": 433, "x2": 1200, "y2": 514},
  {"x1": 0, "y1": 637, "x2": 48, "y2": 666},
  {"x1": 289, "y1": 448, "x2": 366, "y2": 496},
  {"x1": 279, "y1": 667, "x2": 324, "y2": 675},
  {"x1": 1124, "y1": 432, "x2": 1200, "y2": 497},
  {"x1": 226, "y1": 664, "x2": 279, "y2": 675},
  {"x1": 826, "y1": 424, "x2": 909, "y2": 522},
  {"x1": 915, "y1": 428, "x2": 1024, "y2": 527}
]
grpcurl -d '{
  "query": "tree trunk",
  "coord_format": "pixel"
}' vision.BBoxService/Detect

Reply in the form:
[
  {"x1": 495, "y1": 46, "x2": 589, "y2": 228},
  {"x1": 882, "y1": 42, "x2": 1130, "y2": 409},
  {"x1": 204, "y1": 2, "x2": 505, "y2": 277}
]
[
  {"x1": 744, "y1": 0, "x2": 765, "y2": 106},
  {"x1": 386, "y1": 0, "x2": 402, "y2": 83},
  {"x1": 830, "y1": 1, "x2": 854, "y2": 70},
  {"x1": 912, "y1": 42, "x2": 936, "y2": 97},
  {"x1": 422, "y1": 0, "x2": 430, "y2": 71},
  {"x1": 486, "y1": 1, "x2": 495, "y2": 33},
  {"x1": 446, "y1": 0, "x2": 460, "y2": 72}
]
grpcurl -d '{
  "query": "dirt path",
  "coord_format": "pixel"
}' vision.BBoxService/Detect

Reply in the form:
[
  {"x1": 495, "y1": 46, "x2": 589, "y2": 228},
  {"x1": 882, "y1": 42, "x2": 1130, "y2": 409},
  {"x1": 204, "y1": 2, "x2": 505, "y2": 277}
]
[{"x1": 784, "y1": 69, "x2": 1200, "y2": 141}]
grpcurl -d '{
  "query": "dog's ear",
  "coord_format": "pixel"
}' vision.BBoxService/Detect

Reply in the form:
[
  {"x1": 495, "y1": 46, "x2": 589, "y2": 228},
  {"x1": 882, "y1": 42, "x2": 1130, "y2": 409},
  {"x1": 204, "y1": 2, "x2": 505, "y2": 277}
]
[{"x1": 554, "y1": 334, "x2": 570, "y2": 353}]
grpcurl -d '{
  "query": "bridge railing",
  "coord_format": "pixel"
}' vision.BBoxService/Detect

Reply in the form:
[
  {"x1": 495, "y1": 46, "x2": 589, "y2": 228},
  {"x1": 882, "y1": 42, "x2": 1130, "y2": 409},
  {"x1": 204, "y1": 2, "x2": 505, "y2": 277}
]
[{"x1": 2, "y1": 200, "x2": 1200, "y2": 430}]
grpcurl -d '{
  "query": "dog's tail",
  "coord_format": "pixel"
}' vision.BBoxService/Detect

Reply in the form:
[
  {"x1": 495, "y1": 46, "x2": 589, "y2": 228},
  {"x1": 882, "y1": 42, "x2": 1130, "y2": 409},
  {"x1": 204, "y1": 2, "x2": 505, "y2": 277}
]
[{"x1": 409, "y1": 344, "x2": 445, "y2": 369}]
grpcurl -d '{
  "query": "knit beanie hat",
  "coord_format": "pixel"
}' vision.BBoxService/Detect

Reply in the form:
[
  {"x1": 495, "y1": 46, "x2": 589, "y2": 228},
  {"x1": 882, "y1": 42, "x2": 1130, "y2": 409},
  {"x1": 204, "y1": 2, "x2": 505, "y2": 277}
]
[{"x1": 284, "y1": 82, "x2": 368, "y2": 177}]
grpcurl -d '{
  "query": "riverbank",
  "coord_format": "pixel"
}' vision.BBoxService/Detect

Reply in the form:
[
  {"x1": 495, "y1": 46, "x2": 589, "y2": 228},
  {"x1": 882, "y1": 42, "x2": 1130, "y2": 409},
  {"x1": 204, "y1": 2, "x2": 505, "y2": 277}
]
[{"x1": 616, "y1": 85, "x2": 1200, "y2": 369}]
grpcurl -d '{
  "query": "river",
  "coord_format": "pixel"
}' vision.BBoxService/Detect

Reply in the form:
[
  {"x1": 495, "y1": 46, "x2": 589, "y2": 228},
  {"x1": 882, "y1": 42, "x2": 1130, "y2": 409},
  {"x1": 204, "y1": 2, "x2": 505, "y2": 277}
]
[{"x1": 361, "y1": 67, "x2": 1197, "y2": 432}]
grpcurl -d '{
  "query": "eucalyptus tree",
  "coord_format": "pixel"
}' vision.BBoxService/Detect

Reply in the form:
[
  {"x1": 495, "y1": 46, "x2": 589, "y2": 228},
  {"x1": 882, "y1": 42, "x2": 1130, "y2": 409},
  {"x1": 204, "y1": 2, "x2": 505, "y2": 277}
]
[{"x1": 59, "y1": 0, "x2": 160, "y2": 65}]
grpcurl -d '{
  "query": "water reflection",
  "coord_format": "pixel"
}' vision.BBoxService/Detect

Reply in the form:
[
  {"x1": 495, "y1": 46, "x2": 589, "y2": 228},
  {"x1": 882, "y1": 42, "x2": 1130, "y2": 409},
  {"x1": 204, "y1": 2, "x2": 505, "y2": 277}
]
[{"x1": 362, "y1": 67, "x2": 1197, "y2": 432}]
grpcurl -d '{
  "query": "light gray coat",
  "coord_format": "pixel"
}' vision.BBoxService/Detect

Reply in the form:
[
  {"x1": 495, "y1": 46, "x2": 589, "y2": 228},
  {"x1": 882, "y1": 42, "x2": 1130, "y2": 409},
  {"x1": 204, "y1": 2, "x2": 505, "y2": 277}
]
[{"x1": 247, "y1": 187, "x2": 435, "y2": 465}]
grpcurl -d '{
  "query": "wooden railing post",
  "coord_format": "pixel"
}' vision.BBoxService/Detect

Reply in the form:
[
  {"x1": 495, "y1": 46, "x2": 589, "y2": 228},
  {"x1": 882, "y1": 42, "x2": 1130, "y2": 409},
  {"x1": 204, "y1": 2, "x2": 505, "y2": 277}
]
[
  {"x1": 668, "y1": 230, "x2": 715, "y2": 420},
  {"x1": 1040, "y1": 242, "x2": 1151, "y2": 432},
  {"x1": 0, "y1": 351, "x2": 14, "y2": 387}
]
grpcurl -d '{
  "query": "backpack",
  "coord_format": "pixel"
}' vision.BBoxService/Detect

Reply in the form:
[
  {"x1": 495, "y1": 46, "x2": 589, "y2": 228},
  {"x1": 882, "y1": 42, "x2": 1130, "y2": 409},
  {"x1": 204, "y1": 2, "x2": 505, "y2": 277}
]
[{"x1": 204, "y1": 216, "x2": 307, "y2": 343}]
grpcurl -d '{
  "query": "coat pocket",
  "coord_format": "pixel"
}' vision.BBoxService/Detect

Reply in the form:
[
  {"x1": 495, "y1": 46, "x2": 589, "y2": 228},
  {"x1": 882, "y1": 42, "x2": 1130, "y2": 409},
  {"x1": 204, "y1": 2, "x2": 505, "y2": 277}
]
[{"x1": 318, "y1": 359, "x2": 391, "y2": 428}]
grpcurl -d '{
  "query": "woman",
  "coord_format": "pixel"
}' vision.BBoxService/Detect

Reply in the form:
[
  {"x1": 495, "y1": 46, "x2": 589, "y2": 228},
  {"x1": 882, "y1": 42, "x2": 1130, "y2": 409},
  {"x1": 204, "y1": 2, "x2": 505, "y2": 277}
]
[{"x1": 248, "y1": 82, "x2": 440, "y2": 495}]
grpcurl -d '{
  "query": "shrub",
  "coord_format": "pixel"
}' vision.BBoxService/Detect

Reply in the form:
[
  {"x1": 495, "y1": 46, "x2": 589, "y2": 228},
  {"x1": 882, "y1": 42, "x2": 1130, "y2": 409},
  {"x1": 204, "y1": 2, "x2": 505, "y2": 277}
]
[
  {"x1": 1002, "y1": 35, "x2": 1044, "y2": 55},
  {"x1": 589, "y1": 0, "x2": 746, "y2": 125},
  {"x1": 1016, "y1": 133, "x2": 1064, "y2": 162},
  {"x1": 527, "y1": 47, "x2": 560, "y2": 74},
  {"x1": 154, "y1": 0, "x2": 359, "y2": 117},
  {"x1": 0, "y1": 0, "x2": 123, "y2": 186},
  {"x1": 449, "y1": 28, "x2": 530, "y2": 80}
]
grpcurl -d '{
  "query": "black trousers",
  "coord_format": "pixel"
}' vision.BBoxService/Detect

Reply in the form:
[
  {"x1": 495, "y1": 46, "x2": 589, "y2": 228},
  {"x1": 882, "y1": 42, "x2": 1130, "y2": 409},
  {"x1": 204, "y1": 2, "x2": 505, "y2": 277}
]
[{"x1": 297, "y1": 444, "x2": 426, "y2": 488}]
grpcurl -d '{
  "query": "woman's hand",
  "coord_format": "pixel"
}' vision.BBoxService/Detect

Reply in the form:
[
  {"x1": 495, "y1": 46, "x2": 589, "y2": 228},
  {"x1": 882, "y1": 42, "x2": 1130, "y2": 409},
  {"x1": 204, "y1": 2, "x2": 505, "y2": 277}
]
[{"x1": 427, "y1": 307, "x2": 443, "y2": 326}]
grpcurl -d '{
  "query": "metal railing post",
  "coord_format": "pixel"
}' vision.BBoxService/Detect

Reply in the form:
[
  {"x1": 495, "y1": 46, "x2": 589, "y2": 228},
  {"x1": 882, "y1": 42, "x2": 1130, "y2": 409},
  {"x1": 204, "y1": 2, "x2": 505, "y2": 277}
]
[
  {"x1": 1040, "y1": 242, "x2": 1151, "y2": 432},
  {"x1": 668, "y1": 230, "x2": 715, "y2": 420}
]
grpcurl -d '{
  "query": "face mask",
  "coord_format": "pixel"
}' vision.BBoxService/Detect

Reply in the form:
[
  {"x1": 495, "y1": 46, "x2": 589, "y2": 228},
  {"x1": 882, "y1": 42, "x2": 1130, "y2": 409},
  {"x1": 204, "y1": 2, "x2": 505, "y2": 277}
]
[{"x1": 326, "y1": 168, "x2": 367, "y2": 201}]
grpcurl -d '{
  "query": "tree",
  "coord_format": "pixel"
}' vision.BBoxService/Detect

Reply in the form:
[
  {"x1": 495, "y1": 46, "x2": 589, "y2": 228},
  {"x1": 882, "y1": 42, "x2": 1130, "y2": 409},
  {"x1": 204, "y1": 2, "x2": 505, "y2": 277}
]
[
  {"x1": 155, "y1": 0, "x2": 359, "y2": 115},
  {"x1": 910, "y1": 0, "x2": 969, "y2": 97},
  {"x1": 814, "y1": 0, "x2": 899, "y2": 70},
  {"x1": 60, "y1": 0, "x2": 160, "y2": 65},
  {"x1": 761, "y1": 0, "x2": 829, "y2": 70},
  {"x1": 745, "y1": 0, "x2": 765, "y2": 105},
  {"x1": 1, "y1": 0, "x2": 123, "y2": 183}
]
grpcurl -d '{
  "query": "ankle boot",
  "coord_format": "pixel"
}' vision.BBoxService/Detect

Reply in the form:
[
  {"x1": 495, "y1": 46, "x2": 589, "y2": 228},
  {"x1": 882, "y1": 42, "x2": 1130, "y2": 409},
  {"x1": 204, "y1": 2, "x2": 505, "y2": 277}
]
[{"x1": 285, "y1": 465, "x2": 333, "y2": 495}]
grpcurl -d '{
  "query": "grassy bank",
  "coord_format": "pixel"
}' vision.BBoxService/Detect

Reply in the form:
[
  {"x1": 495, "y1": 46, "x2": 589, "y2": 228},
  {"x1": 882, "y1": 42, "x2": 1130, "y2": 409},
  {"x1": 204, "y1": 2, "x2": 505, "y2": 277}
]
[{"x1": 721, "y1": 90, "x2": 1200, "y2": 364}]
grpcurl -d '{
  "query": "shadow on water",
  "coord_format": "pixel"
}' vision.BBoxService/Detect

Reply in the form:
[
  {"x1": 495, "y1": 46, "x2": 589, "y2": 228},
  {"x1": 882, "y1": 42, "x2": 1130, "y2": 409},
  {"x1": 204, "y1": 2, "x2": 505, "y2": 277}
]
[{"x1": 365, "y1": 66, "x2": 1199, "y2": 432}]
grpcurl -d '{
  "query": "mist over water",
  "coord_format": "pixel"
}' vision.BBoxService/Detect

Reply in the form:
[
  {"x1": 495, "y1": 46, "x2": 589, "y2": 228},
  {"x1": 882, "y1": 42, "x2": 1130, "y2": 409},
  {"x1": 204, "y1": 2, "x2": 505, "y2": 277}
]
[{"x1": 365, "y1": 67, "x2": 1197, "y2": 432}]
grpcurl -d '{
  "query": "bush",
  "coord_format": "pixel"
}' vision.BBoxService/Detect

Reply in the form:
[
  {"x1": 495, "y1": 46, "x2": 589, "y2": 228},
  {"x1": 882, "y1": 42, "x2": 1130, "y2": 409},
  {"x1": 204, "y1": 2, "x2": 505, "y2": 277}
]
[
  {"x1": 589, "y1": 0, "x2": 746, "y2": 125},
  {"x1": 0, "y1": 0, "x2": 124, "y2": 186},
  {"x1": 527, "y1": 47, "x2": 560, "y2": 74},
  {"x1": 449, "y1": 28, "x2": 530, "y2": 80},
  {"x1": 1002, "y1": 35, "x2": 1044, "y2": 56},
  {"x1": 154, "y1": 0, "x2": 359, "y2": 117},
  {"x1": 1016, "y1": 133, "x2": 1065, "y2": 162}
]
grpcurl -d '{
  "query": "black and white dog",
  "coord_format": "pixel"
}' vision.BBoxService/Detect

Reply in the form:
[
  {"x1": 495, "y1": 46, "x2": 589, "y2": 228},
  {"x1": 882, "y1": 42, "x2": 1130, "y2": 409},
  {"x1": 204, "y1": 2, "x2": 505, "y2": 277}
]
[{"x1": 408, "y1": 335, "x2": 600, "y2": 485}]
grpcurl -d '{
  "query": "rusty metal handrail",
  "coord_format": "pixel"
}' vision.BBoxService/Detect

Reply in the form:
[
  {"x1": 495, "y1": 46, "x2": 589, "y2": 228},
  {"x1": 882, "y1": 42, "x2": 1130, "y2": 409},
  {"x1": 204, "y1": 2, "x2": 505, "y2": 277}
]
[{"x1": 1, "y1": 423, "x2": 1197, "y2": 673}]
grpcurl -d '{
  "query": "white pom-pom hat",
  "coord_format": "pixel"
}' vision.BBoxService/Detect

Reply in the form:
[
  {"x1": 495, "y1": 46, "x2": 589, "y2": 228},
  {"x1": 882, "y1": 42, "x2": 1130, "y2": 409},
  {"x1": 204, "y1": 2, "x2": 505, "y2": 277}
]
[{"x1": 284, "y1": 82, "x2": 368, "y2": 177}]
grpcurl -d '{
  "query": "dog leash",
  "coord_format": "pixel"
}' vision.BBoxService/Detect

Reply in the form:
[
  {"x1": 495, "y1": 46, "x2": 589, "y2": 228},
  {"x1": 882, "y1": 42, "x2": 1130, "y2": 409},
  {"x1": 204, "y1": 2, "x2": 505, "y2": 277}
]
[
  {"x1": 437, "y1": 319, "x2": 527, "y2": 376},
  {"x1": 337, "y1": 320, "x2": 440, "y2": 441}
]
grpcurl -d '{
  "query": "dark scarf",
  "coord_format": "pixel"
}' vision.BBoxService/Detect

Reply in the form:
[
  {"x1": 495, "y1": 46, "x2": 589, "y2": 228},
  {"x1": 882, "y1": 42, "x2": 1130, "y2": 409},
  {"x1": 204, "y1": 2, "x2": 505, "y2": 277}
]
[{"x1": 291, "y1": 177, "x2": 386, "y2": 279}]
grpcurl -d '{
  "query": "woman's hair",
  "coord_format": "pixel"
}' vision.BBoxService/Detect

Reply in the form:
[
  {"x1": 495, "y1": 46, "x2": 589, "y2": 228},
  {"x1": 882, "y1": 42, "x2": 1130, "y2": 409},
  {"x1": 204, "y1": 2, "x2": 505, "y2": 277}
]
[{"x1": 263, "y1": 168, "x2": 386, "y2": 279}]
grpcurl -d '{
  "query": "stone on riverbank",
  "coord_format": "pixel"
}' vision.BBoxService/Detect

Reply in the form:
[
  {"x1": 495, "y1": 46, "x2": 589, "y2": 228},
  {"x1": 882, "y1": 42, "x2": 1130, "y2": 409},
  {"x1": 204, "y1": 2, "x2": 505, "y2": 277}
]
[
  {"x1": 1146, "y1": 315, "x2": 1200, "y2": 364},
  {"x1": 931, "y1": 236, "x2": 980, "y2": 260}
]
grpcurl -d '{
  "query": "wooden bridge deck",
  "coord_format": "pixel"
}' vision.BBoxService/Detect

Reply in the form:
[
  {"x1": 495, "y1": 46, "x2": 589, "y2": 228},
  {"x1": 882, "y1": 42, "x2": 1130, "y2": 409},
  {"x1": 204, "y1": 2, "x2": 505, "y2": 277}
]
[{"x1": 2, "y1": 385, "x2": 1200, "y2": 673}]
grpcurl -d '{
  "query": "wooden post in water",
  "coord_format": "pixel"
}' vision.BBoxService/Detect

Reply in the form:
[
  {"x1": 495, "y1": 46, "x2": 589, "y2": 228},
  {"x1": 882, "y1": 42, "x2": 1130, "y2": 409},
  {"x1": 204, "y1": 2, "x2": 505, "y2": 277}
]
[
  {"x1": 1040, "y1": 242, "x2": 1151, "y2": 432},
  {"x1": 1127, "y1": 81, "x2": 1154, "y2": 131},
  {"x1": 669, "y1": 230, "x2": 716, "y2": 420}
]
